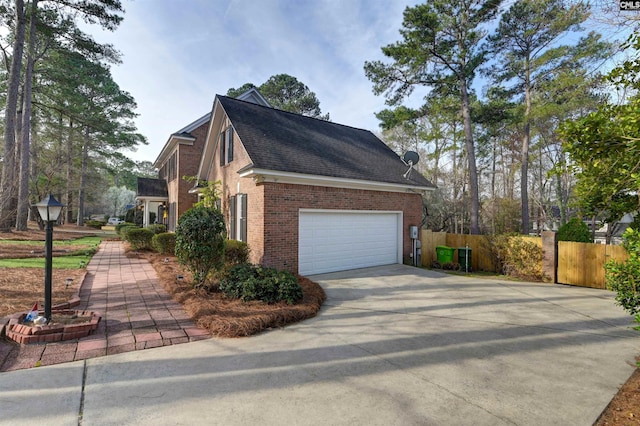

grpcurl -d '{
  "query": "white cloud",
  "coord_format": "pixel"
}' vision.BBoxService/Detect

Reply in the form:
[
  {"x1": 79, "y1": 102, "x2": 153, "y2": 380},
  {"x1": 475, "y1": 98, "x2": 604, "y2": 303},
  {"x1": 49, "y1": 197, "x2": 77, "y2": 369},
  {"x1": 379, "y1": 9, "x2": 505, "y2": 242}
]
[{"x1": 87, "y1": 0, "x2": 421, "y2": 163}]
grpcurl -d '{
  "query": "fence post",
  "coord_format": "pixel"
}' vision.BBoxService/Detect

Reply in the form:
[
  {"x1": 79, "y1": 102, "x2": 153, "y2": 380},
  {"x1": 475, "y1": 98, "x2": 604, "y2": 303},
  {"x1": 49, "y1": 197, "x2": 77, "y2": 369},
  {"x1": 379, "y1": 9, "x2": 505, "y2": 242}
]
[{"x1": 542, "y1": 231, "x2": 558, "y2": 283}]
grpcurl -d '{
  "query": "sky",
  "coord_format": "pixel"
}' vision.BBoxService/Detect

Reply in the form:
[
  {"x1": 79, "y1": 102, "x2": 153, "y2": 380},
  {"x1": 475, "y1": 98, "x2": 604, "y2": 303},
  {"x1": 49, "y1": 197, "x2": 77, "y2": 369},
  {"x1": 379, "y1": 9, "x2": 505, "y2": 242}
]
[
  {"x1": 87, "y1": 0, "x2": 424, "y2": 164},
  {"x1": 87, "y1": 0, "x2": 635, "y2": 165}
]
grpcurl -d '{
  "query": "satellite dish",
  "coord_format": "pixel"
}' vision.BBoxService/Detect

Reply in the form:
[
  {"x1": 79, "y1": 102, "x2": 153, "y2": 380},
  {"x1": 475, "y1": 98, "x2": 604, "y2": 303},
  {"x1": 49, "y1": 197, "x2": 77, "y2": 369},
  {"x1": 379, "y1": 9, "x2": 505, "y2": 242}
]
[
  {"x1": 403, "y1": 151, "x2": 420, "y2": 165},
  {"x1": 402, "y1": 151, "x2": 420, "y2": 179}
]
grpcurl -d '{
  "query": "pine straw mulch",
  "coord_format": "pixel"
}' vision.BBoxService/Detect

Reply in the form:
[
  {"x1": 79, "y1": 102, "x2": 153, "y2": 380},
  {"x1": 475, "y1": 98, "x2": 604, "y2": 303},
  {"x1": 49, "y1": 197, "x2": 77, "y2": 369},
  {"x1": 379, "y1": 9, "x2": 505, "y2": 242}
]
[
  {"x1": 0, "y1": 268, "x2": 86, "y2": 318},
  {"x1": 127, "y1": 250, "x2": 326, "y2": 338},
  {"x1": 0, "y1": 226, "x2": 94, "y2": 318},
  {"x1": 595, "y1": 364, "x2": 640, "y2": 426}
]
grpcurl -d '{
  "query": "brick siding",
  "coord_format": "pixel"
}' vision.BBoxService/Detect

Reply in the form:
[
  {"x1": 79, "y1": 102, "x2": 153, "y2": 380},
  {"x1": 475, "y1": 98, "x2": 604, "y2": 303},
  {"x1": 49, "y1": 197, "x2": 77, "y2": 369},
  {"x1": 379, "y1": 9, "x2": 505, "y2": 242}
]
[{"x1": 205, "y1": 114, "x2": 424, "y2": 274}]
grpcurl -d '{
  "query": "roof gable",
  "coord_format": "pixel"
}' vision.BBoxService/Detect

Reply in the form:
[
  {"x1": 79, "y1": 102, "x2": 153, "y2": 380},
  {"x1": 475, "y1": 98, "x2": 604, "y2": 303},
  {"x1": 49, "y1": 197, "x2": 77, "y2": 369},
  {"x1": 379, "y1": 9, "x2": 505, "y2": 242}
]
[
  {"x1": 154, "y1": 113, "x2": 211, "y2": 168},
  {"x1": 236, "y1": 88, "x2": 272, "y2": 107},
  {"x1": 217, "y1": 96, "x2": 434, "y2": 188}
]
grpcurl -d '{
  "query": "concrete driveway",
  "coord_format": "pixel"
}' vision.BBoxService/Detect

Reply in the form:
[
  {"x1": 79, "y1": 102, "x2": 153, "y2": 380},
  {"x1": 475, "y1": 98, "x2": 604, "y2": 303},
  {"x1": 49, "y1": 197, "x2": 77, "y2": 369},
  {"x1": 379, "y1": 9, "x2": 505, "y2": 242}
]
[{"x1": 1, "y1": 265, "x2": 638, "y2": 425}]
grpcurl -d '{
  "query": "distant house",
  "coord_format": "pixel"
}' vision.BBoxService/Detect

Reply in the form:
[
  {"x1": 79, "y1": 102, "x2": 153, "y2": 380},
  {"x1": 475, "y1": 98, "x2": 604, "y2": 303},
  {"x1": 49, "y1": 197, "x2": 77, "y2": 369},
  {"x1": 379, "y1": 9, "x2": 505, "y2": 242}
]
[{"x1": 138, "y1": 88, "x2": 435, "y2": 275}]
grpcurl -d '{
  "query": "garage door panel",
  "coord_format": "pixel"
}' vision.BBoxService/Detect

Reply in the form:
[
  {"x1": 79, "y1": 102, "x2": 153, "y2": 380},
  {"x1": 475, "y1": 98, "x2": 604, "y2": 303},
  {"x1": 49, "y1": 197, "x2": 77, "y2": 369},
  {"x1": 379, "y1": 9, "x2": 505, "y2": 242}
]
[{"x1": 299, "y1": 211, "x2": 401, "y2": 275}]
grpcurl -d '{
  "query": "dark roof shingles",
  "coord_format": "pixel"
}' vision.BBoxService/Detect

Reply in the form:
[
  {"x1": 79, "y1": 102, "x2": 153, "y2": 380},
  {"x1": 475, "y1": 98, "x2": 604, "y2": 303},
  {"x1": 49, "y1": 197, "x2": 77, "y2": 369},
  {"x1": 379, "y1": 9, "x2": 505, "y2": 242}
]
[
  {"x1": 217, "y1": 96, "x2": 435, "y2": 188},
  {"x1": 137, "y1": 178, "x2": 168, "y2": 197}
]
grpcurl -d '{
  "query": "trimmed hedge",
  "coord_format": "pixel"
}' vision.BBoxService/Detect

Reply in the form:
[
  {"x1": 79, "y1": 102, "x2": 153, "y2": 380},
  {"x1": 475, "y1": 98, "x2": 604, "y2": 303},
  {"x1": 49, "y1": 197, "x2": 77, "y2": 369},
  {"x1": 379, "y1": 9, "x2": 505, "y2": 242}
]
[
  {"x1": 147, "y1": 224, "x2": 167, "y2": 234},
  {"x1": 116, "y1": 222, "x2": 137, "y2": 236},
  {"x1": 219, "y1": 264, "x2": 303, "y2": 305},
  {"x1": 225, "y1": 240, "x2": 250, "y2": 265},
  {"x1": 152, "y1": 232, "x2": 176, "y2": 255},
  {"x1": 85, "y1": 220, "x2": 105, "y2": 229},
  {"x1": 126, "y1": 228, "x2": 154, "y2": 250}
]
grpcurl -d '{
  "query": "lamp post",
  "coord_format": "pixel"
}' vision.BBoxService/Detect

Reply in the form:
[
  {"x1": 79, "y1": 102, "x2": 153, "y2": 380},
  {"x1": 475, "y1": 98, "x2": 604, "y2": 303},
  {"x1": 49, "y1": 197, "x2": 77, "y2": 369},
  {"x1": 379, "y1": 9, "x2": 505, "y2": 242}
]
[{"x1": 34, "y1": 194, "x2": 64, "y2": 323}]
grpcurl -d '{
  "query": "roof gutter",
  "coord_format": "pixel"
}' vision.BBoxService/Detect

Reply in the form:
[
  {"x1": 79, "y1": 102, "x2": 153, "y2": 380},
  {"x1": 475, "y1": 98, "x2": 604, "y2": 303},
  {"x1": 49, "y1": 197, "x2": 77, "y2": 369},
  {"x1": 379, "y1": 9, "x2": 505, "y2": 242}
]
[{"x1": 238, "y1": 167, "x2": 435, "y2": 194}]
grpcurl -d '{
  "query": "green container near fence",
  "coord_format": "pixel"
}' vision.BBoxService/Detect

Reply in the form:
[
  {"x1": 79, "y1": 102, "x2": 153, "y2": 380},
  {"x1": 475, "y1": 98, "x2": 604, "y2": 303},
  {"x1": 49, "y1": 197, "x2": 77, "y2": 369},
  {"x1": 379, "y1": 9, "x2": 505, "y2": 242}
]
[
  {"x1": 435, "y1": 246, "x2": 455, "y2": 264},
  {"x1": 458, "y1": 247, "x2": 472, "y2": 272}
]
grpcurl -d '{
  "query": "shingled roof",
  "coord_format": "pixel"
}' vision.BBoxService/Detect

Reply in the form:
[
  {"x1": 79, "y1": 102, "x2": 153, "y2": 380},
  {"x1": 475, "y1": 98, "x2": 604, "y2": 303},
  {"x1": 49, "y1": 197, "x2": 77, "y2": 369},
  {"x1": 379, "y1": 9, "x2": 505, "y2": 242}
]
[
  {"x1": 136, "y1": 178, "x2": 168, "y2": 197},
  {"x1": 216, "y1": 95, "x2": 435, "y2": 189}
]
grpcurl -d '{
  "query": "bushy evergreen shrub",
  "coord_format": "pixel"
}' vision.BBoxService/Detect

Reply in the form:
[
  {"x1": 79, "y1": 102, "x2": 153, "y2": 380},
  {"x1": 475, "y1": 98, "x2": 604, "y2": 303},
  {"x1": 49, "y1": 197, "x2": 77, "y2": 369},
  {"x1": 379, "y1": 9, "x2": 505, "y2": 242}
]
[
  {"x1": 125, "y1": 208, "x2": 135, "y2": 223},
  {"x1": 85, "y1": 220, "x2": 105, "y2": 229},
  {"x1": 152, "y1": 232, "x2": 176, "y2": 254},
  {"x1": 147, "y1": 224, "x2": 167, "y2": 234},
  {"x1": 117, "y1": 223, "x2": 138, "y2": 239},
  {"x1": 175, "y1": 206, "x2": 226, "y2": 287},
  {"x1": 606, "y1": 228, "x2": 640, "y2": 320},
  {"x1": 225, "y1": 240, "x2": 250, "y2": 265},
  {"x1": 484, "y1": 234, "x2": 543, "y2": 280},
  {"x1": 219, "y1": 264, "x2": 302, "y2": 305},
  {"x1": 126, "y1": 228, "x2": 154, "y2": 250},
  {"x1": 557, "y1": 218, "x2": 592, "y2": 243}
]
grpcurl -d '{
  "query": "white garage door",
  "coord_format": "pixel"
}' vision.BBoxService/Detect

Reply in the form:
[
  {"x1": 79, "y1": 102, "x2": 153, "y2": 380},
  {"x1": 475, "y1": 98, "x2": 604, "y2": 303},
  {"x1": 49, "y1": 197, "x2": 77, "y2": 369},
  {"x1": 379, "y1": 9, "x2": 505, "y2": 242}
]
[{"x1": 299, "y1": 210, "x2": 402, "y2": 275}]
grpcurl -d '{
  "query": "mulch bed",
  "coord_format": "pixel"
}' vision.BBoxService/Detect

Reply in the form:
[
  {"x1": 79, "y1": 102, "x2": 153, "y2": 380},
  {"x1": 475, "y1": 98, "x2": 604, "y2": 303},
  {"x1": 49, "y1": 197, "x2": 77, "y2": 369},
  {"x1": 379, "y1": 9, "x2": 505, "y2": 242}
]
[
  {"x1": 129, "y1": 251, "x2": 326, "y2": 338},
  {"x1": 595, "y1": 365, "x2": 640, "y2": 426}
]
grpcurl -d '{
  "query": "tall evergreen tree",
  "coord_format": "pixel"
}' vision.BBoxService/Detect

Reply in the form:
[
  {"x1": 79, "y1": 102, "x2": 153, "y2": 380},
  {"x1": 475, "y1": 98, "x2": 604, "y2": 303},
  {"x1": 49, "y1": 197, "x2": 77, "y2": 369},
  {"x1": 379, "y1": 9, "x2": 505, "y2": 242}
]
[
  {"x1": 486, "y1": 0, "x2": 608, "y2": 234},
  {"x1": 0, "y1": 0, "x2": 124, "y2": 231},
  {"x1": 364, "y1": 0, "x2": 501, "y2": 234},
  {"x1": 227, "y1": 74, "x2": 329, "y2": 119}
]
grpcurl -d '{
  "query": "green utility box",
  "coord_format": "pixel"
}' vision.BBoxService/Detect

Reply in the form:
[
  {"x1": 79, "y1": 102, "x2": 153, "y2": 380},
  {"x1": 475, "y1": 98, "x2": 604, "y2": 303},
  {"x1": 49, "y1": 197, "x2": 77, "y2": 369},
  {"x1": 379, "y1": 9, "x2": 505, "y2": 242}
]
[
  {"x1": 458, "y1": 247, "x2": 472, "y2": 272},
  {"x1": 435, "y1": 246, "x2": 455, "y2": 264}
]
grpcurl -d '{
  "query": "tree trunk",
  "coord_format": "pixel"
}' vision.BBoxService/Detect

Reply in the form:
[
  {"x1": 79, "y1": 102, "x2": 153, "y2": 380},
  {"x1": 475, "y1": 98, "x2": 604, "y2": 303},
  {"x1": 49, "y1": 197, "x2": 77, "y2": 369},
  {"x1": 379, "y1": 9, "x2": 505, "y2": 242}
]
[
  {"x1": 0, "y1": 0, "x2": 26, "y2": 232},
  {"x1": 460, "y1": 79, "x2": 480, "y2": 235},
  {"x1": 65, "y1": 119, "x2": 74, "y2": 224},
  {"x1": 521, "y1": 64, "x2": 532, "y2": 235},
  {"x1": 76, "y1": 127, "x2": 89, "y2": 227},
  {"x1": 15, "y1": 0, "x2": 38, "y2": 231}
]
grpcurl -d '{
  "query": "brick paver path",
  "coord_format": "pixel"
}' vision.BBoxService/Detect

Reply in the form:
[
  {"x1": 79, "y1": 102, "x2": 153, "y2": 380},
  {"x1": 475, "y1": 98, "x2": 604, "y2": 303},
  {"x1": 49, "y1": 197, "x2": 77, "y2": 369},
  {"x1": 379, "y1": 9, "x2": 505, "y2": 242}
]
[{"x1": 0, "y1": 241, "x2": 209, "y2": 372}]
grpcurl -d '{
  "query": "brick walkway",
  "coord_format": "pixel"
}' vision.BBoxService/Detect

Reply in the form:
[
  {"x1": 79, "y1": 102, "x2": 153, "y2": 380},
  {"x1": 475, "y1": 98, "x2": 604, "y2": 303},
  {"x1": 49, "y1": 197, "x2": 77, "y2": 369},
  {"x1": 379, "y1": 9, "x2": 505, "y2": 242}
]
[{"x1": 0, "y1": 241, "x2": 209, "y2": 372}]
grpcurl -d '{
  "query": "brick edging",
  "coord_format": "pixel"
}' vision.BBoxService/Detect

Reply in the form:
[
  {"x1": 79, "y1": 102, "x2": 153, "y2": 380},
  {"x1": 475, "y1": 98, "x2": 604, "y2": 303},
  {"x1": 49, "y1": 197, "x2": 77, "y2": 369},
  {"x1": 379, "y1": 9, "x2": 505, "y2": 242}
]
[{"x1": 5, "y1": 310, "x2": 101, "y2": 344}]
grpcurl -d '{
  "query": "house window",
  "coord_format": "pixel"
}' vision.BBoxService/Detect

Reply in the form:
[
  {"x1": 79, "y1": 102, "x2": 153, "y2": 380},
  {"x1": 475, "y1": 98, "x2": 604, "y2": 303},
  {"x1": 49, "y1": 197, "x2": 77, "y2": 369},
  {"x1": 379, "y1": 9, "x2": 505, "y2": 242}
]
[
  {"x1": 166, "y1": 152, "x2": 177, "y2": 182},
  {"x1": 219, "y1": 126, "x2": 234, "y2": 166},
  {"x1": 228, "y1": 193, "x2": 247, "y2": 242}
]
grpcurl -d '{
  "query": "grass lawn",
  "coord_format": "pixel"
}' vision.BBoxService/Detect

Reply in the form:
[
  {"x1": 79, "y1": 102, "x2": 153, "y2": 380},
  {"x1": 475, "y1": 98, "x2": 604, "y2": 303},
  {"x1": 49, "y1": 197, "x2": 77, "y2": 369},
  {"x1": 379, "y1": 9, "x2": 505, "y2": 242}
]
[
  {"x1": 0, "y1": 233, "x2": 99, "y2": 318},
  {"x1": 0, "y1": 236, "x2": 100, "y2": 260},
  {"x1": 0, "y1": 255, "x2": 91, "y2": 268}
]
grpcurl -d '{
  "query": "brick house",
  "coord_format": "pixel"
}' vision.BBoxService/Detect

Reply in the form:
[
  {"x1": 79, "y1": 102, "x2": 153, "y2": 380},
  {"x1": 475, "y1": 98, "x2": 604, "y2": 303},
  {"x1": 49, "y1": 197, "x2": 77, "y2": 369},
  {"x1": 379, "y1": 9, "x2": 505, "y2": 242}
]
[
  {"x1": 139, "y1": 88, "x2": 435, "y2": 275},
  {"x1": 135, "y1": 113, "x2": 210, "y2": 230}
]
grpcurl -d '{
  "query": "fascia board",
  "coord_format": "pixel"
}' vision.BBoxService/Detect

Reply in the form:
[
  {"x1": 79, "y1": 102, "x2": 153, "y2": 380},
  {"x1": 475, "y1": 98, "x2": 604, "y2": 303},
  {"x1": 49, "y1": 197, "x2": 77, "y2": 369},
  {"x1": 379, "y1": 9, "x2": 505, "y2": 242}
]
[{"x1": 239, "y1": 168, "x2": 435, "y2": 193}]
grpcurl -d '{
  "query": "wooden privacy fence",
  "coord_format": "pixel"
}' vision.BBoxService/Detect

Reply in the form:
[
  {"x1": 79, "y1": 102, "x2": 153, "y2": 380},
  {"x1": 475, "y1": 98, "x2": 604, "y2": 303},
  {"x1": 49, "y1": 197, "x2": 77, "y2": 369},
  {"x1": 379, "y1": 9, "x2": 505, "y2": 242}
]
[
  {"x1": 557, "y1": 241, "x2": 629, "y2": 289},
  {"x1": 421, "y1": 231, "x2": 505, "y2": 272},
  {"x1": 421, "y1": 230, "x2": 629, "y2": 289}
]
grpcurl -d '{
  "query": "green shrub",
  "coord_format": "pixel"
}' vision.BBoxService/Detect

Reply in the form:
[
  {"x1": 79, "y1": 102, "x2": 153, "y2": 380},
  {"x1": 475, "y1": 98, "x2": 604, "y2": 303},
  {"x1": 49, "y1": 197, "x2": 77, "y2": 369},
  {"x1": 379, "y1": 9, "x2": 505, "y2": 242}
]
[
  {"x1": 225, "y1": 240, "x2": 250, "y2": 265},
  {"x1": 557, "y1": 218, "x2": 592, "y2": 243},
  {"x1": 219, "y1": 264, "x2": 302, "y2": 305},
  {"x1": 126, "y1": 228, "x2": 154, "y2": 250},
  {"x1": 147, "y1": 224, "x2": 167, "y2": 234},
  {"x1": 117, "y1": 223, "x2": 138, "y2": 238},
  {"x1": 175, "y1": 206, "x2": 226, "y2": 287},
  {"x1": 484, "y1": 234, "x2": 543, "y2": 280},
  {"x1": 606, "y1": 228, "x2": 640, "y2": 321},
  {"x1": 85, "y1": 220, "x2": 105, "y2": 229},
  {"x1": 152, "y1": 232, "x2": 176, "y2": 254},
  {"x1": 125, "y1": 208, "x2": 135, "y2": 223},
  {"x1": 134, "y1": 209, "x2": 143, "y2": 227}
]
